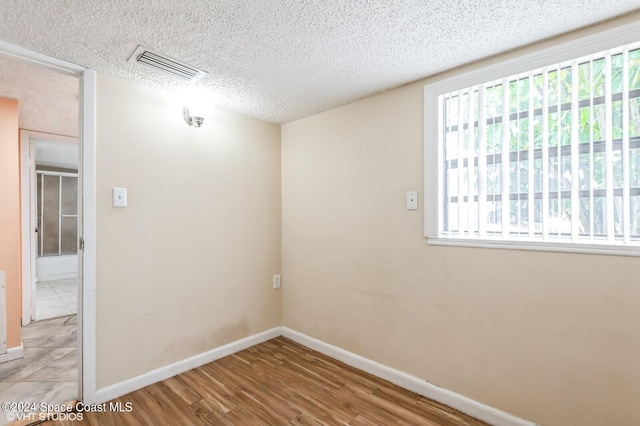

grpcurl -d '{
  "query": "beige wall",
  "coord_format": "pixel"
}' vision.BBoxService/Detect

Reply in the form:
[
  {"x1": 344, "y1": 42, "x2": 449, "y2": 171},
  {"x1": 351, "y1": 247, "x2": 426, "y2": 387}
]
[
  {"x1": 95, "y1": 75, "x2": 281, "y2": 388},
  {"x1": 0, "y1": 97, "x2": 21, "y2": 349},
  {"x1": 281, "y1": 15, "x2": 640, "y2": 426}
]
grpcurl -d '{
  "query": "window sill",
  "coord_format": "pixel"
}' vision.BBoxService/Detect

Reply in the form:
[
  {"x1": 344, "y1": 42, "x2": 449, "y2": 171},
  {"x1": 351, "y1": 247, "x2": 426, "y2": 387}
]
[{"x1": 426, "y1": 237, "x2": 640, "y2": 257}]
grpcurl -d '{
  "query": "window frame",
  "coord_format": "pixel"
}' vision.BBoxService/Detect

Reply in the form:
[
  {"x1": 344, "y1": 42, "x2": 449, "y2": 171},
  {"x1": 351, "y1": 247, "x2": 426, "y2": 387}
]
[{"x1": 424, "y1": 19, "x2": 640, "y2": 256}]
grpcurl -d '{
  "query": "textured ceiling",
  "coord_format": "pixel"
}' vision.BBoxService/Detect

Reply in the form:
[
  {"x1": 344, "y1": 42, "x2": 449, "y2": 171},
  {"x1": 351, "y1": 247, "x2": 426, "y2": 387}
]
[
  {"x1": 1, "y1": 1, "x2": 640, "y2": 124},
  {"x1": 0, "y1": 56, "x2": 79, "y2": 137}
]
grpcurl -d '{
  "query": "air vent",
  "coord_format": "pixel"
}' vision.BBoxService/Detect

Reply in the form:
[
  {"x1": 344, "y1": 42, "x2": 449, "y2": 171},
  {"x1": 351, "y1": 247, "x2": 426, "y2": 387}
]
[{"x1": 128, "y1": 46, "x2": 207, "y2": 82}]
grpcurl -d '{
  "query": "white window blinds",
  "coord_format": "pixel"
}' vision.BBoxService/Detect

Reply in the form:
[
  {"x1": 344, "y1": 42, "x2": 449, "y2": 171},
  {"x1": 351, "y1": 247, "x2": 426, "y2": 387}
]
[{"x1": 438, "y1": 42, "x2": 640, "y2": 246}]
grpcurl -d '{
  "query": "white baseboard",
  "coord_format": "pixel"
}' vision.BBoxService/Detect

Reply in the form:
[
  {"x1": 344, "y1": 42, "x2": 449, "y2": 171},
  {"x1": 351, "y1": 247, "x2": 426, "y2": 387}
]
[
  {"x1": 93, "y1": 325, "x2": 536, "y2": 426},
  {"x1": 0, "y1": 344, "x2": 24, "y2": 364},
  {"x1": 95, "y1": 327, "x2": 281, "y2": 404},
  {"x1": 281, "y1": 327, "x2": 537, "y2": 426}
]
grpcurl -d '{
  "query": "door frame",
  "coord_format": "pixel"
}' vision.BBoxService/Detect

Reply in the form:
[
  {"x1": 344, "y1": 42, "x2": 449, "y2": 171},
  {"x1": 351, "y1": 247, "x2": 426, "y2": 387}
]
[
  {"x1": 20, "y1": 130, "x2": 78, "y2": 325},
  {"x1": 1, "y1": 40, "x2": 97, "y2": 403}
]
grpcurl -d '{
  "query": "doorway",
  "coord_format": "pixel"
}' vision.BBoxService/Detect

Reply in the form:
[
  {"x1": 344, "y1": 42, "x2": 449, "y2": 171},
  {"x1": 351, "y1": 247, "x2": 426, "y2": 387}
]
[
  {"x1": 0, "y1": 63, "x2": 80, "y2": 423},
  {"x1": 22, "y1": 133, "x2": 80, "y2": 322},
  {"x1": 0, "y1": 39, "x2": 97, "y2": 407}
]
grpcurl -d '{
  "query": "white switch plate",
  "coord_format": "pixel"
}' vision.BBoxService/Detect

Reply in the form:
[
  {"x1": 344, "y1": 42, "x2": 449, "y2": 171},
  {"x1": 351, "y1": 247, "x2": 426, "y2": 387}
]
[
  {"x1": 113, "y1": 187, "x2": 127, "y2": 207},
  {"x1": 273, "y1": 274, "x2": 281, "y2": 289},
  {"x1": 407, "y1": 191, "x2": 418, "y2": 210}
]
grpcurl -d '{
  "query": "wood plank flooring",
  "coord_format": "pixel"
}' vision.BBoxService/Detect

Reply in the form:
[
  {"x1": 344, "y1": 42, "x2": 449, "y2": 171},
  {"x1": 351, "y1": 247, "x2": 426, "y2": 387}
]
[{"x1": 43, "y1": 337, "x2": 488, "y2": 425}]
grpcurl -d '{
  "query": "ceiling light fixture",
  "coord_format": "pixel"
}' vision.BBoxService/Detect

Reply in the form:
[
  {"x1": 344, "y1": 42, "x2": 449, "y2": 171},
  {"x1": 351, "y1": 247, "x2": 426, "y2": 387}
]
[{"x1": 183, "y1": 107, "x2": 204, "y2": 128}]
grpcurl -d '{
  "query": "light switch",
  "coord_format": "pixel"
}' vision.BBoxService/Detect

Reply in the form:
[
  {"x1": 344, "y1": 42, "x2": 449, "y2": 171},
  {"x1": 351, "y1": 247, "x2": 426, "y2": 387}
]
[
  {"x1": 113, "y1": 188, "x2": 127, "y2": 207},
  {"x1": 407, "y1": 191, "x2": 418, "y2": 210}
]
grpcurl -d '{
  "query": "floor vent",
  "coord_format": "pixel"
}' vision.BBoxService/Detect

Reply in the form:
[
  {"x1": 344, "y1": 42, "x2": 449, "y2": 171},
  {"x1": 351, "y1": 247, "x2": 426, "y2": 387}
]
[{"x1": 128, "y1": 46, "x2": 207, "y2": 82}]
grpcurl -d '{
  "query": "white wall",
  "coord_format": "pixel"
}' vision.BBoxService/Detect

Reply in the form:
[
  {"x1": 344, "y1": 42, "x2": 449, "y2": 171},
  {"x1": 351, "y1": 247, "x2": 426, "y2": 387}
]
[
  {"x1": 95, "y1": 74, "x2": 281, "y2": 389},
  {"x1": 281, "y1": 13, "x2": 640, "y2": 426},
  {"x1": 36, "y1": 255, "x2": 77, "y2": 281}
]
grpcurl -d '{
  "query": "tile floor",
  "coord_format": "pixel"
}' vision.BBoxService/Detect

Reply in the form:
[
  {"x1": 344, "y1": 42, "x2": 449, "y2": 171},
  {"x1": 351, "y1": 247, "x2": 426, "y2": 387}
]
[
  {"x1": 0, "y1": 315, "x2": 77, "y2": 425},
  {"x1": 36, "y1": 278, "x2": 78, "y2": 320}
]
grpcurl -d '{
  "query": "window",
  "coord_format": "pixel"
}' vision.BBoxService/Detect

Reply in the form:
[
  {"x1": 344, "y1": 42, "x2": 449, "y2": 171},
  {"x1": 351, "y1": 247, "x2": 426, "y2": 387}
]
[{"x1": 424, "y1": 23, "x2": 640, "y2": 255}]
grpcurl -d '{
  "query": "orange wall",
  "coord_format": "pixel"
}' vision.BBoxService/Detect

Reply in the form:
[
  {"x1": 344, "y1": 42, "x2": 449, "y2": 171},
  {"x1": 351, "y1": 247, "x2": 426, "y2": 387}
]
[{"x1": 0, "y1": 97, "x2": 21, "y2": 349}]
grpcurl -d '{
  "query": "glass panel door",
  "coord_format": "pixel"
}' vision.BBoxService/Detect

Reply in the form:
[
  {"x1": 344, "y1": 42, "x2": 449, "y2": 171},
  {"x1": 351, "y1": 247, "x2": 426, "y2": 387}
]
[{"x1": 37, "y1": 171, "x2": 78, "y2": 257}]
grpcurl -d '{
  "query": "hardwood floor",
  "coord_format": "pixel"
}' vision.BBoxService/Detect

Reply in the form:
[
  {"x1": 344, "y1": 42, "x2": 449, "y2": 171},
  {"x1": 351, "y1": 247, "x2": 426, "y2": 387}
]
[{"x1": 44, "y1": 337, "x2": 488, "y2": 425}]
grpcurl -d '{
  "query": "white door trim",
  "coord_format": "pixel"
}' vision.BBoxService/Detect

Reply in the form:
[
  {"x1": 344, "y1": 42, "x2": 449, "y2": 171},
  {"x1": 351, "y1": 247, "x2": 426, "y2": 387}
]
[
  {"x1": 79, "y1": 69, "x2": 97, "y2": 403},
  {"x1": 0, "y1": 41, "x2": 84, "y2": 76},
  {"x1": 1, "y1": 40, "x2": 97, "y2": 404},
  {"x1": 18, "y1": 131, "x2": 33, "y2": 326},
  {"x1": 20, "y1": 130, "x2": 77, "y2": 326},
  {"x1": 0, "y1": 272, "x2": 6, "y2": 355}
]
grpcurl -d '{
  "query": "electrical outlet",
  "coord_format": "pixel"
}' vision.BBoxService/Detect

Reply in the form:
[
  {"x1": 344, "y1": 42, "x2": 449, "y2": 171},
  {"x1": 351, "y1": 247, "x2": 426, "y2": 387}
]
[{"x1": 273, "y1": 274, "x2": 281, "y2": 289}]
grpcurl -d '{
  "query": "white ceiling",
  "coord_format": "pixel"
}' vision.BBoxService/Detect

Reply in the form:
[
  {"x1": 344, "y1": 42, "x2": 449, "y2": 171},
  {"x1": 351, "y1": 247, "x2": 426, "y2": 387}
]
[
  {"x1": 1, "y1": 1, "x2": 639, "y2": 124},
  {"x1": 0, "y1": 56, "x2": 79, "y2": 137}
]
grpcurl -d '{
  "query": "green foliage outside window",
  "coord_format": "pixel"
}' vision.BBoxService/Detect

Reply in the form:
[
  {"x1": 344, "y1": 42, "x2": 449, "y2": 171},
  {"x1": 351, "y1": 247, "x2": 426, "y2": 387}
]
[{"x1": 442, "y1": 47, "x2": 640, "y2": 239}]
